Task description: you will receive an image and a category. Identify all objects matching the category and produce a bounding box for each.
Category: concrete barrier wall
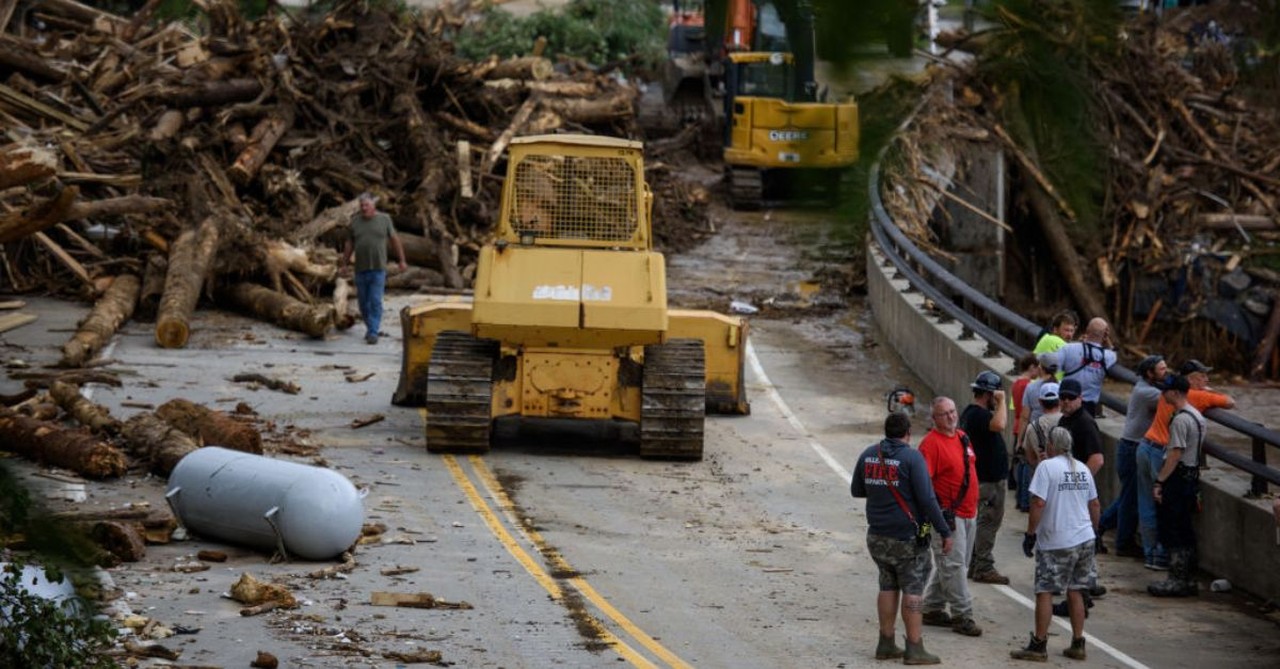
[867,241,1280,601]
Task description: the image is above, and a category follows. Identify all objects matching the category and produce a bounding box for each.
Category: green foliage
[0,560,117,669]
[455,0,665,70]
[974,0,1124,243]
[1,465,117,668]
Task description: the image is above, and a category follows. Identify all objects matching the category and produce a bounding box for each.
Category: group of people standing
[852,308,1219,664]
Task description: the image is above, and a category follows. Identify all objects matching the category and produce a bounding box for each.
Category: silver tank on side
[165,447,365,560]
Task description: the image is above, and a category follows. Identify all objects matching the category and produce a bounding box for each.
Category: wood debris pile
[0,0,709,353]
[883,3,1280,378]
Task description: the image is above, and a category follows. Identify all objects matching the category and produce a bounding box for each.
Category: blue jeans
[1136,439,1169,563]
[1015,460,1032,511]
[355,269,387,337]
[1099,438,1139,549]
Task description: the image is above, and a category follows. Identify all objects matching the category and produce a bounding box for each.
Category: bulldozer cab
[394,134,750,459]
[503,135,652,250]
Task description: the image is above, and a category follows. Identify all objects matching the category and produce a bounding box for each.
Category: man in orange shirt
[918,397,983,637]
[1134,360,1233,570]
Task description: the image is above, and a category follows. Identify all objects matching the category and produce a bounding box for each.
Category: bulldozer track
[640,339,707,460]
[425,331,498,454]
[728,166,763,210]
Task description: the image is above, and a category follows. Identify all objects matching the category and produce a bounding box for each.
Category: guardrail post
[1253,435,1269,497]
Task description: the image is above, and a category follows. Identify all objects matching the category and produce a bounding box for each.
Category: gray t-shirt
[1168,405,1206,468]
[1021,412,1062,459]
[1121,378,1162,441]
[349,211,397,272]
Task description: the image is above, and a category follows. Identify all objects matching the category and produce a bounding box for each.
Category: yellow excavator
[393,134,750,459]
[648,0,859,208]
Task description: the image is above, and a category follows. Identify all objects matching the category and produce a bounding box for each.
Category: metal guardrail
[867,162,1280,495]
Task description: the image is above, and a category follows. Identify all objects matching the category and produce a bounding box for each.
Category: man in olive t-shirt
[341,193,406,344]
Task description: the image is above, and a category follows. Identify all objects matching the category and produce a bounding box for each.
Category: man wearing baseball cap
[1054,377,1108,606]
[1135,361,1234,570]
[1149,374,1207,597]
[1098,354,1167,559]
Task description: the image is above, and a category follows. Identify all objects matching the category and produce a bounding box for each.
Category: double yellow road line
[442,454,694,669]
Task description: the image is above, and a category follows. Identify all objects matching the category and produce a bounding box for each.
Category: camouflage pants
[1033,540,1096,594]
[867,533,933,596]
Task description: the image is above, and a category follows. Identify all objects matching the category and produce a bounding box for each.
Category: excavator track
[425,331,498,454]
[640,339,706,460]
[728,166,764,210]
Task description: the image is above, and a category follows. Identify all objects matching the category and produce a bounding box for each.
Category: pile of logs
[0,0,705,356]
[883,3,1280,378]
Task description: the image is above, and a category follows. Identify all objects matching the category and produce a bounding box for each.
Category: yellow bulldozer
[392,134,750,459]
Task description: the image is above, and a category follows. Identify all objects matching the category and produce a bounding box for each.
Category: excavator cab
[722,51,858,208]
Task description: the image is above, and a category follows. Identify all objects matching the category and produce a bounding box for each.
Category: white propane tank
[165,447,365,560]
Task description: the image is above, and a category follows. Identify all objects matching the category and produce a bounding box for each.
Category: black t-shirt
[1058,409,1103,464]
[959,403,1008,483]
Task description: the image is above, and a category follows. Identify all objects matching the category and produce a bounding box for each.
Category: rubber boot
[875,634,904,660]
[1009,633,1048,662]
[903,638,940,665]
[1063,636,1086,660]
[1148,547,1197,597]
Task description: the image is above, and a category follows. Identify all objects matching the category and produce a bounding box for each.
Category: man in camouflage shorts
[1012,426,1100,662]
[853,412,954,664]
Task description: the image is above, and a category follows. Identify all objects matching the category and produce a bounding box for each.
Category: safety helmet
[971,370,1002,393]
[1136,354,1164,377]
[886,386,915,416]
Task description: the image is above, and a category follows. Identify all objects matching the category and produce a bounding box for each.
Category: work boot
[1064,637,1087,660]
[920,610,952,627]
[1010,633,1048,662]
[1149,548,1198,597]
[902,638,940,665]
[972,570,1010,585]
[875,634,903,660]
[951,617,983,637]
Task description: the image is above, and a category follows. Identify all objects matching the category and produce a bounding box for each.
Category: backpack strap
[877,443,919,529]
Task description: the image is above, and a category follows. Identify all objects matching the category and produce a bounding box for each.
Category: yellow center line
[469,455,695,669]
[441,454,660,669]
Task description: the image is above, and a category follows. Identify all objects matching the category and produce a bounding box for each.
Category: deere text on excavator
[393,134,750,460]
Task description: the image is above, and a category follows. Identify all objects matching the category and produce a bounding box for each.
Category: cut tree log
[156,78,264,108]
[217,281,333,338]
[332,276,355,330]
[291,199,359,244]
[155,397,262,454]
[0,142,58,190]
[0,184,78,244]
[62,195,172,222]
[60,273,141,367]
[156,217,220,348]
[49,381,122,436]
[0,409,127,478]
[121,412,200,476]
[228,107,295,186]
[538,91,635,124]
[90,520,146,562]
[149,109,185,141]
[484,56,553,81]
[481,96,539,175]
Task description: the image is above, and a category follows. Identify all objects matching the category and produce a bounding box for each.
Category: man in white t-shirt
[1011,426,1100,662]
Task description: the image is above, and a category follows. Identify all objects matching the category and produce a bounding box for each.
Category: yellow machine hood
[471,245,668,347]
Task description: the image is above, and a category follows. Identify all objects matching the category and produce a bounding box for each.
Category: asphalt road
[4,200,1280,667]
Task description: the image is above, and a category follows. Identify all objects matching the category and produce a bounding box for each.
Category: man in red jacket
[919,396,983,637]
